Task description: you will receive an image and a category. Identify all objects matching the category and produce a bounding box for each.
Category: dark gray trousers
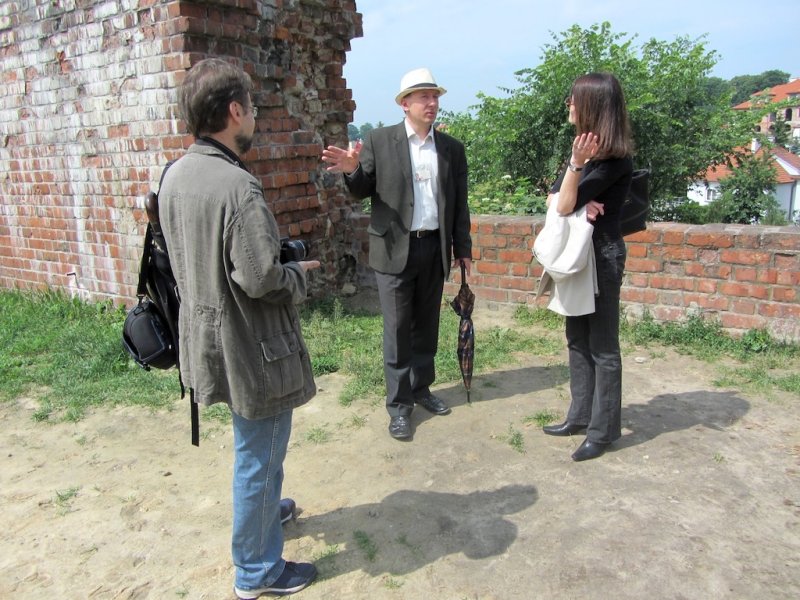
[375,234,444,417]
[565,237,626,444]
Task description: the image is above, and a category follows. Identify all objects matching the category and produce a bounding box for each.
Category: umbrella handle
[460,261,467,285]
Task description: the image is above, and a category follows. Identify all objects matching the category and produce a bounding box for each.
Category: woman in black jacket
[543,72,634,461]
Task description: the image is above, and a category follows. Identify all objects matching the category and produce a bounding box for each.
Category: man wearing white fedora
[323,67,472,440]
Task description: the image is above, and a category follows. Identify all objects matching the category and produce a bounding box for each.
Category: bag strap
[190,388,199,447]
[136,225,154,298]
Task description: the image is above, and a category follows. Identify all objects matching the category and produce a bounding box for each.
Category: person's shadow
[615,390,751,449]
[285,484,537,578]
[429,364,570,411]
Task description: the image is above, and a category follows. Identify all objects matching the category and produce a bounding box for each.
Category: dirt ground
[1,299,799,600]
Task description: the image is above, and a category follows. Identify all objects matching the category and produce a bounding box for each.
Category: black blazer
[345,122,472,276]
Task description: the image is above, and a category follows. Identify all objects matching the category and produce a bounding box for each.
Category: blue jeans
[565,237,626,444]
[231,409,293,591]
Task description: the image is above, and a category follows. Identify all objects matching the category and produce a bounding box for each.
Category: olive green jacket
[159,143,315,419]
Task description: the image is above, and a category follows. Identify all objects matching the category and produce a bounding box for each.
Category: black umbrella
[450,262,475,403]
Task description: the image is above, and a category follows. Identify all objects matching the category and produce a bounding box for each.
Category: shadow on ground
[616,390,751,449]
[286,484,537,578]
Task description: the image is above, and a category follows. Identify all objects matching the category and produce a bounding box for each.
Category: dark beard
[235,132,253,155]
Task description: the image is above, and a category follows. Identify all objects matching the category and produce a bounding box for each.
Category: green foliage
[673,199,710,224]
[347,123,359,141]
[512,305,564,330]
[0,290,177,421]
[621,312,799,364]
[729,70,790,105]
[523,409,561,427]
[710,152,780,224]
[468,175,547,215]
[353,530,378,561]
[359,122,375,139]
[445,22,756,218]
[505,424,525,454]
[302,296,559,407]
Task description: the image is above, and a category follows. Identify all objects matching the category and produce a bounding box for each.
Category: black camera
[280,237,310,264]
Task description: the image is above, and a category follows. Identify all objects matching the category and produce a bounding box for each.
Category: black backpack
[620,169,651,236]
[122,161,200,445]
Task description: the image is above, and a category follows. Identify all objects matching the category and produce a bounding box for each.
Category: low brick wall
[350,214,800,342]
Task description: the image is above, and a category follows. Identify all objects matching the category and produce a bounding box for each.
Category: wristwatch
[568,162,584,172]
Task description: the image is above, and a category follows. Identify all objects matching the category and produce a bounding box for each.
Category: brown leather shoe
[415,394,451,415]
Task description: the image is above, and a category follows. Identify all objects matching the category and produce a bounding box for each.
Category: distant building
[734,78,800,141]
[687,78,800,222]
[688,141,800,222]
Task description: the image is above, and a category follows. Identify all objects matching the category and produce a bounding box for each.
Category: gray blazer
[345,122,472,276]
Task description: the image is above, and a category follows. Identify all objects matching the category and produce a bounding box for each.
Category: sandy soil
[1,305,799,599]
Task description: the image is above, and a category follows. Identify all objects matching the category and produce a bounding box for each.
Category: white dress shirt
[405,119,439,231]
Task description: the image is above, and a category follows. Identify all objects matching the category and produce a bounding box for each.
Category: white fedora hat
[395,67,447,105]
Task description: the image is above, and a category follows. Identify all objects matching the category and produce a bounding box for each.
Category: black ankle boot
[542,421,588,436]
[571,439,609,462]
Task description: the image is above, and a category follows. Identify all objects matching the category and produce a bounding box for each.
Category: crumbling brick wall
[0,0,362,303]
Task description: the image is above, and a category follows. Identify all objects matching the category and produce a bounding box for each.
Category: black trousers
[565,236,626,444]
[375,234,444,417]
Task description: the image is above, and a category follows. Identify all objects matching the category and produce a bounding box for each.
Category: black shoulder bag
[620,169,651,236]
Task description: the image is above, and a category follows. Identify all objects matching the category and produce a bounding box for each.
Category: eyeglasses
[564,97,573,107]
[251,106,259,117]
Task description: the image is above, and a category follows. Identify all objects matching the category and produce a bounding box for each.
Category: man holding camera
[323,68,472,440]
[159,58,320,598]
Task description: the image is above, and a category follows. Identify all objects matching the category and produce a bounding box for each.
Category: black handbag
[122,224,178,371]
[620,169,650,236]
[122,295,176,370]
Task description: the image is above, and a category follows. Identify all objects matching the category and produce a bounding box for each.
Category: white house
[688,141,800,223]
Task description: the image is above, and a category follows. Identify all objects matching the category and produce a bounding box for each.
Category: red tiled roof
[734,79,800,110]
[700,145,800,184]
[773,145,800,170]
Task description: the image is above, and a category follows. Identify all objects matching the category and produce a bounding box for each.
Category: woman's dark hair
[571,72,634,159]
[179,58,253,137]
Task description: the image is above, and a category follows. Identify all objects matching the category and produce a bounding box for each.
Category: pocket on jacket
[188,304,223,396]
[367,223,387,237]
[259,331,304,399]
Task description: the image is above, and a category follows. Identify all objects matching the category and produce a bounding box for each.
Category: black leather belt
[410,229,439,238]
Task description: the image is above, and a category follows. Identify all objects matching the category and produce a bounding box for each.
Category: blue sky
[344,0,797,126]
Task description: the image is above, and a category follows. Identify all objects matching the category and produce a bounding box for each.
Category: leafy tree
[445,22,755,217]
[359,122,375,139]
[729,70,790,105]
[703,76,732,103]
[706,152,780,224]
[347,123,360,141]
[768,115,793,148]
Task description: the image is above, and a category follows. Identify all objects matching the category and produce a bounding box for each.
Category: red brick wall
[441,217,800,342]
[0,0,362,302]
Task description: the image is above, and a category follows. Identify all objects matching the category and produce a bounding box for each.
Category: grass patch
[0,290,178,422]
[305,426,331,444]
[346,414,367,429]
[202,403,231,423]
[311,543,340,579]
[302,296,559,407]
[3,290,797,425]
[383,576,404,589]
[505,424,526,454]
[54,486,80,514]
[621,311,800,395]
[513,305,564,330]
[353,530,378,562]
[524,409,561,428]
